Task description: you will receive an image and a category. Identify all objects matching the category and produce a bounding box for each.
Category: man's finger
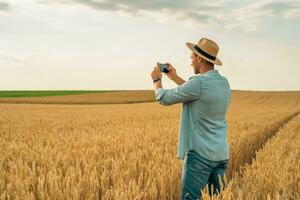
[166,63,172,68]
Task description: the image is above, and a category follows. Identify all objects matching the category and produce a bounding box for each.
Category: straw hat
[186,37,222,66]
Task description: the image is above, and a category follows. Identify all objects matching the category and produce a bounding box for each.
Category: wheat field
[201,108,300,200]
[0,91,300,199]
[0,90,155,105]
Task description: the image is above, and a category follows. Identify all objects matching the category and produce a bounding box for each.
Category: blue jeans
[179,150,228,200]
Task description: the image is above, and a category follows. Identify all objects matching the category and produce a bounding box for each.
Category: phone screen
[159,64,169,73]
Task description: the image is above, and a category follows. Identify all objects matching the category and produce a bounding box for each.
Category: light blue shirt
[155,69,231,161]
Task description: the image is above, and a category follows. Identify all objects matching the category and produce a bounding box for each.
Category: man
[150,37,231,200]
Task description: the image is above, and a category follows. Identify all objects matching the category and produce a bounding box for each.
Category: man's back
[155,69,231,161]
[180,69,231,161]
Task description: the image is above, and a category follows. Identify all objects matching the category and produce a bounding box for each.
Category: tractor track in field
[250,110,300,163]
[232,110,300,179]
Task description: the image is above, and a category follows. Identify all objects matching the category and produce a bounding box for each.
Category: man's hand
[165,63,186,86]
[151,64,162,81]
[165,63,178,81]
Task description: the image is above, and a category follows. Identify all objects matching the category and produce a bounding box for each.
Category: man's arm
[165,63,186,85]
[154,76,201,106]
[154,79,162,90]
[171,75,186,86]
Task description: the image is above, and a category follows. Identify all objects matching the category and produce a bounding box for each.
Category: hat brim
[186,42,222,66]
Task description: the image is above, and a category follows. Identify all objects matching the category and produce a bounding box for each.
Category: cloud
[227,0,300,31]
[40,0,227,28]
[283,8,300,19]
[38,0,300,31]
[0,53,28,65]
[0,1,10,11]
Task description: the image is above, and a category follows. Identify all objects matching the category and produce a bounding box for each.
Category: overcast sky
[1,0,300,91]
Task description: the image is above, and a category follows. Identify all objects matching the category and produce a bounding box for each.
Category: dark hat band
[194,45,216,61]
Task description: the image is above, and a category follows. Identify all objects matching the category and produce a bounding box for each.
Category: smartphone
[158,62,169,73]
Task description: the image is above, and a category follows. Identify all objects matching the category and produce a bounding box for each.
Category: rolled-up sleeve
[154,76,201,106]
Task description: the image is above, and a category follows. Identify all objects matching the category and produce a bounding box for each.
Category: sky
[0,0,300,91]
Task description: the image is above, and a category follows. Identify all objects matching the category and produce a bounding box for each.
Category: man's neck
[201,66,214,74]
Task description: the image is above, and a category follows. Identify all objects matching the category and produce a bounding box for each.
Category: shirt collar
[201,69,219,77]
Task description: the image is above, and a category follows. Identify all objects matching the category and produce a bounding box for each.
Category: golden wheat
[0,91,299,199]
[201,112,300,200]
